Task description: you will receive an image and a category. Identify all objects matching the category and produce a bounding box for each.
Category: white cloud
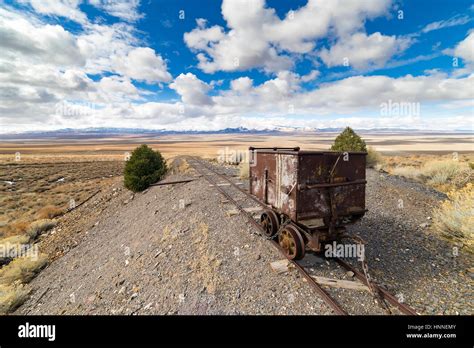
[169,73,212,105]
[96,76,140,102]
[184,0,394,73]
[1,1,473,134]
[88,0,143,22]
[422,15,471,33]
[112,47,172,84]
[301,70,320,82]
[76,24,172,83]
[453,30,474,63]
[0,8,85,67]
[77,22,139,75]
[0,5,172,131]
[18,0,87,24]
[19,0,144,23]
[319,32,411,70]
[230,77,253,92]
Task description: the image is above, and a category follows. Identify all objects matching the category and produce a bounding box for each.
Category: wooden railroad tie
[209,182,243,187]
[226,206,262,216]
[269,259,369,291]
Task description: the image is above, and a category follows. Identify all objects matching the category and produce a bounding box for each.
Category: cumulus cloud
[319,32,411,70]
[0,5,171,131]
[0,8,85,67]
[96,76,140,102]
[112,47,172,84]
[184,0,395,73]
[453,30,474,63]
[169,73,212,105]
[1,0,473,134]
[230,77,253,92]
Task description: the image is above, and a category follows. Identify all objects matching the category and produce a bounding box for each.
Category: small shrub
[433,183,473,254]
[36,205,64,219]
[421,160,471,187]
[0,254,48,285]
[391,166,422,180]
[366,147,384,168]
[26,219,56,240]
[124,145,167,192]
[389,159,472,190]
[0,283,31,314]
[0,234,31,264]
[331,127,367,152]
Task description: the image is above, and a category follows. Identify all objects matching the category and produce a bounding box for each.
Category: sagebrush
[433,183,473,254]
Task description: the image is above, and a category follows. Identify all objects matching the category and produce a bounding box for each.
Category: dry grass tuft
[0,254,48,285]
[36,205,64,219]
[190,223,220,294]
[0,283,31,314]
[0,234,31,264]
[433,183,474,254]
[391,166,422,180]
[168,158,191,175]
[421,160,472,187]
[4,221,30,237]
[366,147,384,169]
[26,219,57,240]
[0,234,30,246]
[390,159,472,191]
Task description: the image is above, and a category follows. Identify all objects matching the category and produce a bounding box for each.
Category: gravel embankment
[15,159,473,315]
[17,163,333,315]
[348,170,472,315]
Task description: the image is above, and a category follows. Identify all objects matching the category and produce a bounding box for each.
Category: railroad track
[187,156,417,316]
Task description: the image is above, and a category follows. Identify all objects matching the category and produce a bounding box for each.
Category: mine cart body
[249,147,366,243]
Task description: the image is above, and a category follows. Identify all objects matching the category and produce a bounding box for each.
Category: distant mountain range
[0,126,472,140]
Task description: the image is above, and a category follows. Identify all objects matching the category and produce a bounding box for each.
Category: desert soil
[14,158,473,315]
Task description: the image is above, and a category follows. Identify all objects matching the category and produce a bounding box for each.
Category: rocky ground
[14,158,473,315]
[350,170,472,315]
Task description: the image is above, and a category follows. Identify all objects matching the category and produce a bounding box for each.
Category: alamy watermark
[380,99,420,117]
[0,242,39,261]
[217,146,257,166]
[55,101,97,117]
[324,241,365,261]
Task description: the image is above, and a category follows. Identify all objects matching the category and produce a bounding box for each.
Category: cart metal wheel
[278,224,305,260]
[260,210,280,238]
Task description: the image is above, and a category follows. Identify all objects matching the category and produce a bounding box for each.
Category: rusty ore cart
[249,147,367,260]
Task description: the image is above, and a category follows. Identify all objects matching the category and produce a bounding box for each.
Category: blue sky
[0,0,473,132]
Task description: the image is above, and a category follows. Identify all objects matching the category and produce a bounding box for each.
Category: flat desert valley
[0,132,472,163]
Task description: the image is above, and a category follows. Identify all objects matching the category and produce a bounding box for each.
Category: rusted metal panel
[297,152,366,221]
[249,148,366,227]
[250,152,277,205]
[275,153,298,221]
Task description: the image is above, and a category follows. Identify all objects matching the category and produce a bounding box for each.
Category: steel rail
[335,258,418,315]
[190,157,419,316]
[188,157,347,315]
